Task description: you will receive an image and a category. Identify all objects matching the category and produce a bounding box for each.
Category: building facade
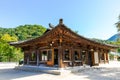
[10,19,117,68]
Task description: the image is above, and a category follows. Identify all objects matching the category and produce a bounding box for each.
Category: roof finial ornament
[59,18,63,25]
[49,23,54,29]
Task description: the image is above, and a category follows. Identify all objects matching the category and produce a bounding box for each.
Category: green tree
[14,24,46,40]
[0,24,46,41]
[0,40,6,61]
[115,15,120,32]
[13,48,23,62]
[0,40,23,62]
[0,24,46,62]
[0,35,23,62]
[1,34,17,42]
[4,46,14,62]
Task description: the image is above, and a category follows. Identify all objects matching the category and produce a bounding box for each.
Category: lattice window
[74,51,79,60]
[63,49,70,60]
[42,51,47,61]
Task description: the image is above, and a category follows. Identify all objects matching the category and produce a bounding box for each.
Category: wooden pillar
[36,50,39,66]
[97,48,100,63]
[27,55,29,65]
[105,50,109,63]
[106,51,109,63]
[27,50,32,65]
[104,53,106,63]
[91,51,94,66]
[25,50,30,65]
[58,46,63,68]
[103,50,106,64]
[23,51,26,65]
[52,48,54,66]
[80,49,83,66]
[106,53,108,61]
[71,47,73,67]
[98,49,101,63]
[86,50,89,65]
[99,49,104,63]
[23,51,28,65]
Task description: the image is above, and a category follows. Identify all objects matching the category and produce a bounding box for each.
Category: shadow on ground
[0,62,59,80]
[0,67,48,80]
[72,68,120,80]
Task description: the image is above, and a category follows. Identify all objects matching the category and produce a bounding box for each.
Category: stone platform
[14,65,71,75]
[15,64,113,75]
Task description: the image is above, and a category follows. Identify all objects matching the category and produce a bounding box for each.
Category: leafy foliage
[0,24,46,62]
[109,53,115,60]
[115,15,120,32]
[0,34,23,62]
[0,24,46,40]
[1,34,18,42]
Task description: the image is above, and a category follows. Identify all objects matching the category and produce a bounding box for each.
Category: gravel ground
[0,61,120,80]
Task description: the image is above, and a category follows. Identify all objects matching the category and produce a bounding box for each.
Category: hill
[0,24,46,41]
[108,33,120,41]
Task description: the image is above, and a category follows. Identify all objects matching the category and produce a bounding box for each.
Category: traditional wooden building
[10,19,117,68]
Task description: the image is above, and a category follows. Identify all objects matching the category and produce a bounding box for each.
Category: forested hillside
[108,33,120,42]
[0,24,46,41]
[0,24,46,62]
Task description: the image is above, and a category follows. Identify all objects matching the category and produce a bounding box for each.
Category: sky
[0,0,120,40]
